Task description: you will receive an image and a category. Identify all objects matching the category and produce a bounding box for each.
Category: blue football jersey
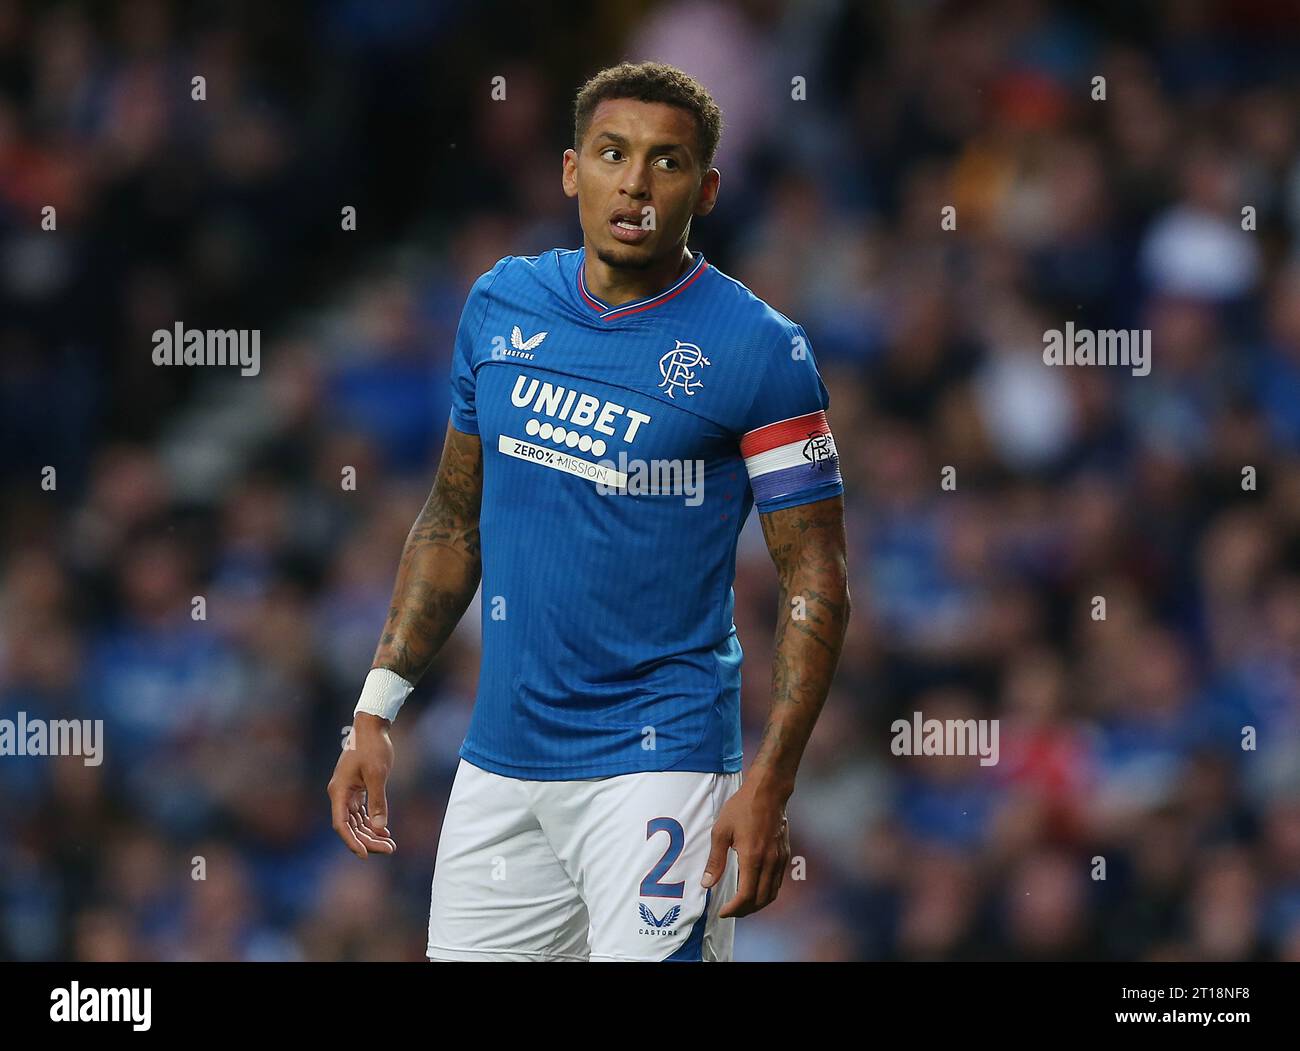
[448,247,842,779]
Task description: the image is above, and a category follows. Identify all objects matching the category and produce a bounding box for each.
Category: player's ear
[562,148,579,198]
[693,167,720,217]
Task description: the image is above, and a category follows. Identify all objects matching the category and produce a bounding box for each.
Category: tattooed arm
[329,421,482,859]
[703,494,850,914]
[750,493,851,797]
[371,421,484,682]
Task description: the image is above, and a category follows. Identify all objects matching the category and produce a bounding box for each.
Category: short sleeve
[449,260,508,435]
[739,322,844,513]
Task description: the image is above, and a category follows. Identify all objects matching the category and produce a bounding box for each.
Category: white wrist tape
[353,667,414,723]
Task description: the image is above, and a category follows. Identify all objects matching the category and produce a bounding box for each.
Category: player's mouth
[608,208,652,245]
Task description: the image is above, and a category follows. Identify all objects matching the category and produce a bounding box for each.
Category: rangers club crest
[658,340,710,398]
[802,431,836,470]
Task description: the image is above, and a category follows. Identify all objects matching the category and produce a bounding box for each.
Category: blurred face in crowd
[563,98,719,271]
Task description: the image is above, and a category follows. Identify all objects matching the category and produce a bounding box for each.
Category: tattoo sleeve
[371,422,483,683]
[752,494,851,796]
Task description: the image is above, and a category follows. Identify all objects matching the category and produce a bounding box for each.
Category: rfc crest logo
[658,340,710,398]
[802,431,836,470]
[638,903,681,936]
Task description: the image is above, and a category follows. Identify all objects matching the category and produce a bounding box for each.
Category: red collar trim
[577,250,708,321]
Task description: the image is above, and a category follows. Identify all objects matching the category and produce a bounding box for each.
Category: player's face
[563,98,719,270]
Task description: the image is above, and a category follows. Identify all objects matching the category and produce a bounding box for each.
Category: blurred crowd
[2,0,1300,961]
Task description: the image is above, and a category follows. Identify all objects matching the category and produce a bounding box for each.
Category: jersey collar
[577,248,709,321]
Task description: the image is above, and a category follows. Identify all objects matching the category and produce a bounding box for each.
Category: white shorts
[427,758,742,962]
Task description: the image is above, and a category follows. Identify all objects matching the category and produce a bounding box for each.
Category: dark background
[2,0,1299,961]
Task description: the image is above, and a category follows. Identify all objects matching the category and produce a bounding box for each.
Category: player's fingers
[701,821,732,889]
[753,848,779,910]
[766,819,790,905]
[757,828,790,909]
[328,782,368,858]
[762,837,791,909]
[772,844,789,901]
[357,803,397,853]
[350,810,396,854]
[361,806,396,844]
[718,846,758,918]
[363,766,391,836]
[774,827,785,900]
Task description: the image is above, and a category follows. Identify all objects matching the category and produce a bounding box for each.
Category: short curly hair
[573,61,723,170]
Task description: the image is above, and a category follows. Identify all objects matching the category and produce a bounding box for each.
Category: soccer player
[327,61,850,962]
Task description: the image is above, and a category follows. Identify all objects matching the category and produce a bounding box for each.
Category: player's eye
[600,147,622,162]
[653,156,679,171]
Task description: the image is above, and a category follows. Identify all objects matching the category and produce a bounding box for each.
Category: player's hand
[327,713,398,858]
[702,778,791,918]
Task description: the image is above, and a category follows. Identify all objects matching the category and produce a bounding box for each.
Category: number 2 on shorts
[640,817,685,899]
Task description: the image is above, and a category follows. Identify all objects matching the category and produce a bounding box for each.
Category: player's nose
[619,159,651,199]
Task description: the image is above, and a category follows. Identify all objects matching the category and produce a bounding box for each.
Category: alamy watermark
[1043,323,1150,376]
[890,711,999,766]
[152,323,261,376]
[50,983,150,1031]
[594,453,705,505]
[0,712,103,766]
